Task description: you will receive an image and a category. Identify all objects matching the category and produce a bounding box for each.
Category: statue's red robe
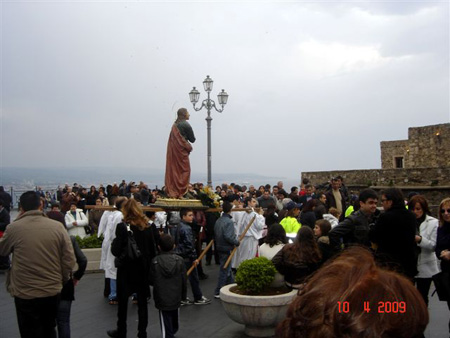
[164,124,193,198]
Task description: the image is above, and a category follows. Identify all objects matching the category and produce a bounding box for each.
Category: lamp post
[189,75,229,187]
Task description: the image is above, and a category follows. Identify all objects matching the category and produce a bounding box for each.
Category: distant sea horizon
[0,166,301,192]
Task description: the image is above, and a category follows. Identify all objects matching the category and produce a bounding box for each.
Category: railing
[7,187,58,210]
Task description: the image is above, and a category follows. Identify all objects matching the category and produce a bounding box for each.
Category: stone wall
[303,168,450,188]
[380,140,409,169]
[381,123,450,169]
[407,123,450,168]
[301,167,450,206]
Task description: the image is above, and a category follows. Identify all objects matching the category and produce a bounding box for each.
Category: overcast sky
[2,0,449,184]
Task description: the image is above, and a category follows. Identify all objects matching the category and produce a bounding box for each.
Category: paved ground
[1,261,449,338]
[0,262,247,338]
[0,205,448,338]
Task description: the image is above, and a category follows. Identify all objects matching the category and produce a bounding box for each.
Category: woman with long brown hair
[107,199,158,338]
[272,226,321,288]
[277,246,428,338]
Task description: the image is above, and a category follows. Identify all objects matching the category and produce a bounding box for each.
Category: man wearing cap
[0,191,75,338]
[275,189,288,211]
[280,201,302,235]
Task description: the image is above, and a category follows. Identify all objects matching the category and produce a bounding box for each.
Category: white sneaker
[181,298,193,306]
[194,296,211,305]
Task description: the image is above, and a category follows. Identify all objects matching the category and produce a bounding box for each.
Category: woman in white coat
[408,195,440,305]
[99,196,127,304]
[65,203,89,239]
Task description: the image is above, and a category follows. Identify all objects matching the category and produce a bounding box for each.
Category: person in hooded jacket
[151,234,187,338]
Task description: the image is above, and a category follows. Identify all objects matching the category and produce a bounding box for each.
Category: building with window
[380,123,449,169]
[301,123,450,206]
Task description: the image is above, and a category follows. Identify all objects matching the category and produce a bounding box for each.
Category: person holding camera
[61,187,78,213]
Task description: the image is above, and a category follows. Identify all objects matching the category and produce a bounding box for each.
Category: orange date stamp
[337,301,406,314]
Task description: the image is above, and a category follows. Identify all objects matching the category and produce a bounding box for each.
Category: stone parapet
[302,167,450,206]
[303,167,450,187]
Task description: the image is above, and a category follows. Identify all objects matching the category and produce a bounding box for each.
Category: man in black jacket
[329,189,379,251]
[299,184,316,206]
[213,202,239,298]
[175,209,211,305]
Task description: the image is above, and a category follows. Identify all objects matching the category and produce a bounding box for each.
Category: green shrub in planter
[235,257,276,295]
[75,235,104,249]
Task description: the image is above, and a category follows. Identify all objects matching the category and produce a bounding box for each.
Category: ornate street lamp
[189,75,229,187]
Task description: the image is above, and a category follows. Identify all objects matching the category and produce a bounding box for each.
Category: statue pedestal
[151,198,208,211]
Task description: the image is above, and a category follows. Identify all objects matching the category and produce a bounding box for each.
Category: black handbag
[126,225,142,261]
[114,223,142,268]
[432,271,450,301]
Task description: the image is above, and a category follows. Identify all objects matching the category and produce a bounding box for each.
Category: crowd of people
[0,178,450,337]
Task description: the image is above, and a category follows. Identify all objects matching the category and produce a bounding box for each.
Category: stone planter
[220,284,297,337]
[81,248,102,272]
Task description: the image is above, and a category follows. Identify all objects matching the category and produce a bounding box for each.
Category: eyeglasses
[441,209,450,214]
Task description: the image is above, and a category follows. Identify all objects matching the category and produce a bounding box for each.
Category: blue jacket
[214,214,239,252]
[175,221,197,261]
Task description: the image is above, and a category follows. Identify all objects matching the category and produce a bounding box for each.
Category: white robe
[98,210,112,270]
[101,210,123,279]
[231,209,265,269]
[98,210,112,238]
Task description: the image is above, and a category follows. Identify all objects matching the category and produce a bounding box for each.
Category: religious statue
[164,108,196,198]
